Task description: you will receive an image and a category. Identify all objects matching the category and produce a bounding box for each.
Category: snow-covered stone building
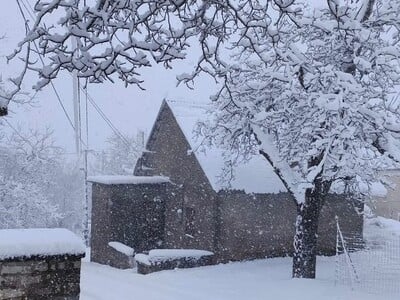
[90,100,363,268]
[370,169,400,221]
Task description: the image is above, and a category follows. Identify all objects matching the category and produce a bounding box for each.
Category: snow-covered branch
[252,126,308,203]
[199,0,400,205]
[6,0,298,99]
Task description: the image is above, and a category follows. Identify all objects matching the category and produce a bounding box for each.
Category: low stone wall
[136,254,214,275]
[0,254,84,299]
[103,245,135,269]
[0,228,85,300]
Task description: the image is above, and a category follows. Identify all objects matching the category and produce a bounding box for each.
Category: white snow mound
[108,241,135,256]
[0,228,86,260]
[135,249,214,265]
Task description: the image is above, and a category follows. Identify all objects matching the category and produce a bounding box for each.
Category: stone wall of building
[216,191,363,262]
[135,103,218,252]
[317,194,364,255]
[370,170,400,221]
[216,192,296,262]
[0,254,83,300]
[90,181,171,268]
[91,178,364,268]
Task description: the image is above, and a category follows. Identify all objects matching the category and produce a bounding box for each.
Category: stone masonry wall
[0,254,83,300]
[216,192,296,262]
[91,182,169,269]
[216,191,363,262]
[135,102,218,252]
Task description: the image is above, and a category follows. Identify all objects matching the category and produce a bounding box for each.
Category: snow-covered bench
[0,228,85,299]
[135,249,214,274]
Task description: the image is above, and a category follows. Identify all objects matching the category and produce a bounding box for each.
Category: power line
[83,90,132,148]
[21,0,133,150]
[19,0,35,20]
[49,81,77,134]
[17,0,87,149]
[17,0,74,131]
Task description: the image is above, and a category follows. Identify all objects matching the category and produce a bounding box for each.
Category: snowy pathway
[81,217,400,300]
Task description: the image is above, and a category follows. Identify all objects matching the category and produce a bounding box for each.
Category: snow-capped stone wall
[135,249,214,274]
[0,229,85,299]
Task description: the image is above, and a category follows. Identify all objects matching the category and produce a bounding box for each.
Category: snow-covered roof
[164,100,286,194]
[0,228,85,260]
[366,182,388,198]
[87,175,170,185]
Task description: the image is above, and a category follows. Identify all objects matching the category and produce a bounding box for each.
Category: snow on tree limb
[252,126,308,203]
[5,0,300,101]
[198,0,400,205]
[4,0,400,204]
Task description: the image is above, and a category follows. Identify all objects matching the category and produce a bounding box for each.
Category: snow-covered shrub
[0,127,84,231]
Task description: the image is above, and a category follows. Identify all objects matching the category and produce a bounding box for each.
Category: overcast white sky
[0,0,216,154]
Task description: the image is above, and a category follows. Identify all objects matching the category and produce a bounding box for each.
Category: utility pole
[72,36,89,246]
[83,149,90,246]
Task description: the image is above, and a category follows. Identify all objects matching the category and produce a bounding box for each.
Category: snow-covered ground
[80,217,400,300]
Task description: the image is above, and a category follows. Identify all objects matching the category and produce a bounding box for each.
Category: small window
[185,207,195,237]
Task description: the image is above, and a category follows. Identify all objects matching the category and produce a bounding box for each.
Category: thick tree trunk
[0,106,7,116]
[292,188,324,278]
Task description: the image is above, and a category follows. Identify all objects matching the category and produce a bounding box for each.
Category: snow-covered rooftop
[165,100,286,194]
[87,175,170,185]
[0,228,85,260]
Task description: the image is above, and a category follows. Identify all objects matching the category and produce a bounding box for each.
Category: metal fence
[335,218,400,296]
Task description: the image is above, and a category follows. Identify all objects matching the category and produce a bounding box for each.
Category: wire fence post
[336,217,360,290]
[335,216,339,287]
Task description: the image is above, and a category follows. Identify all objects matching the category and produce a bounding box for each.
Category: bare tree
[91,131,143,175]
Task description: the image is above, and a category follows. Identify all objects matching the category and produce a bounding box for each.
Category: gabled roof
[157,100,286,194]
